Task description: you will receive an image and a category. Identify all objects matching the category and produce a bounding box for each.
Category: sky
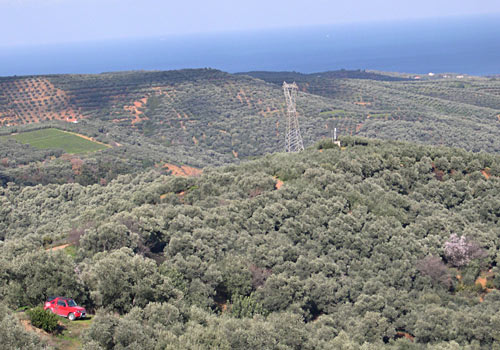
[1,0,500,47]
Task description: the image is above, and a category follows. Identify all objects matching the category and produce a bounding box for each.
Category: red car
[44,296,86,321]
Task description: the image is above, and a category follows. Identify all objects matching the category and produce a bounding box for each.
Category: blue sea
[0,15,499,77]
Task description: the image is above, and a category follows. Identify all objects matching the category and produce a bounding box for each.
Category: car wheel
[68,313,76,321]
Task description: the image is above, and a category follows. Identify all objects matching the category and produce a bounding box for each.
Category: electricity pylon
[282,82,304,152]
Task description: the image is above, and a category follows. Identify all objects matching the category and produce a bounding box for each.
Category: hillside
[241,70,500,152]
[0,69,338,186]
[0,69,359,157]
[2,137,500,349]
[1,69,499,179]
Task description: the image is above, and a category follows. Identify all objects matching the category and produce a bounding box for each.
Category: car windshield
[67,299,77,307]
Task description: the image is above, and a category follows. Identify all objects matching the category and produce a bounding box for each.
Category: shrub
[249,264,272,290]
[230,294,267,318]
[317,139,339,150]
[416,256,451,288]
[26,307,59,333]
[462,260,481,286]
[444,234,485,267]
[219,256,252,297]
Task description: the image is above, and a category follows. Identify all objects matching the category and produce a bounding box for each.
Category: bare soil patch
[354,101,371,106]
[275,178,284,190]
[164,163,202,177]
[47,243,71,251]
[395,331,415,342]
[481,169,491,180]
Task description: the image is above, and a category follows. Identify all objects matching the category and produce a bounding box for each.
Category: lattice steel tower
[283,82,304,152]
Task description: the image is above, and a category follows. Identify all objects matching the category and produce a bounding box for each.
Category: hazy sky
[1,0,499,46]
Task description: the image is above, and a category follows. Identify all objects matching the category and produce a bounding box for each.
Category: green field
[2,128,108,154]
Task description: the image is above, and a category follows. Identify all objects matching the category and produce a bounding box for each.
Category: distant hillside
[1,68,500,182]
[0,69,235,127]
[242,70,500,151]
[236,69,411,85]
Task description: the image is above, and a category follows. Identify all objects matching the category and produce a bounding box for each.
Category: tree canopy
[2,137,500,348]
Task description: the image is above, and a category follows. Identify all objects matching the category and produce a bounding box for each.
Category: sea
[0,15,499,77]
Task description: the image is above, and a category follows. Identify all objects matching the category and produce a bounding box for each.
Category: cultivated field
[1,128,109,154]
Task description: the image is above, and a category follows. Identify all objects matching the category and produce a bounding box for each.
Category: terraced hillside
[0,77,82,126]
[0,69,365,161]
[242,71,500,152]
[1,69,500,165]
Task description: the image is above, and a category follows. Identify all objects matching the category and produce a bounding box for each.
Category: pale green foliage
[230,294,267,318]
[3,249,86,308]
[79,222,139,256]
[82,248,180,313]
[3,137,500,348]
[219,255,252,297]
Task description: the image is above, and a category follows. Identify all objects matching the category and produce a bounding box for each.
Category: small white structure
[332,128,341,147]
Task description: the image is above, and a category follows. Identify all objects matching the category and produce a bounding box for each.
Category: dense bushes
[2,250,87,308]
[26,307,59,333]
[2,137,500,347]
[81,248,180,313]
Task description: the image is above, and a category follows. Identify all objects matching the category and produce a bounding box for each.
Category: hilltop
[2,137,500,349]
